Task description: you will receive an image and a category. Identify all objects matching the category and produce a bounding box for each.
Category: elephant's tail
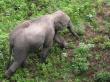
[6,43,13,69]
[9,44,13,60]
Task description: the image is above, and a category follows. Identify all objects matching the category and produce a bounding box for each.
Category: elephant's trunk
[67,21,80,39]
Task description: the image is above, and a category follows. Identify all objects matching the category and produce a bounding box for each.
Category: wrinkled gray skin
[5,10,79,79]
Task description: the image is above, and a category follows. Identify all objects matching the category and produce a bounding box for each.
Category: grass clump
[72,43,94,74]
[94,71,110,82]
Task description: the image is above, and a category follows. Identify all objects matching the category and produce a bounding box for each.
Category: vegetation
[0,0,110,82]
[94,71,110,82]
[72,43,94,74]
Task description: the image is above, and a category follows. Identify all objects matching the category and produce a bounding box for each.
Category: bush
[94,71,110,82]
[72,43,94,74]
[92,35,107,44]
[102,41,110,49]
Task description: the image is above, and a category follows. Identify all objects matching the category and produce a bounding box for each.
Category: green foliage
[62,0,97,34]
[92,35,107,44]
[74,77,82,82]
[105,21,110,33]
[68,42,76,49]
[0,29,8,56]
[94,71,110,82]
[72,43,94,74]
[102,41,110,49]
[0,29,9,80]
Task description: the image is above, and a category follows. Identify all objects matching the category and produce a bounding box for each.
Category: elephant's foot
[5,69,14,79]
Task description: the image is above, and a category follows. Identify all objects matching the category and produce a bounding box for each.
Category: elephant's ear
[53,11,68,31]
[54,16,64,31]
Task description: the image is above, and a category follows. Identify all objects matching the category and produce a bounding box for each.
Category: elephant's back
[24,24,46,48]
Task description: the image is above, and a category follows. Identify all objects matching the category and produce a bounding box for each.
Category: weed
[72,43,94,74]
[94,71,110,82]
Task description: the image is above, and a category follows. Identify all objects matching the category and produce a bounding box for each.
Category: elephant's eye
[59,22,64,26]
[67,20,71,27]
[60,22,65,26]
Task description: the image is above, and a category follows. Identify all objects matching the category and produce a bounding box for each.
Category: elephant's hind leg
[5,48,27,79]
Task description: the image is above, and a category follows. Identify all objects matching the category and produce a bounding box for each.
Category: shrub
[72,43,94,74]
[92,35,107,44]
[94,71,110,82]
[102,41,110,49]
[105,22,110,33]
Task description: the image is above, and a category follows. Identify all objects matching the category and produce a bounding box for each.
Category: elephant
[5,10,79,79]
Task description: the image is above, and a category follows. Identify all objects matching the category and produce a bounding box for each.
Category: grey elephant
[5,10,79,79]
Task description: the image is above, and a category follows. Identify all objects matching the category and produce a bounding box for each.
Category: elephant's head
[52,10,79,39]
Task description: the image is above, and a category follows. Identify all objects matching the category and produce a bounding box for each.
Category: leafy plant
[94,71,110,82]
[102,41,110,49]
[92,35,107,44]
[72,43,94,74]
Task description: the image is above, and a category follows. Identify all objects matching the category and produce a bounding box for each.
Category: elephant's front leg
[39,48,49,63]
[39,38,53,63]
[54,34,68,49]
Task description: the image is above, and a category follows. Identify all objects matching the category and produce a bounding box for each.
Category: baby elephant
[5,10,79,79]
